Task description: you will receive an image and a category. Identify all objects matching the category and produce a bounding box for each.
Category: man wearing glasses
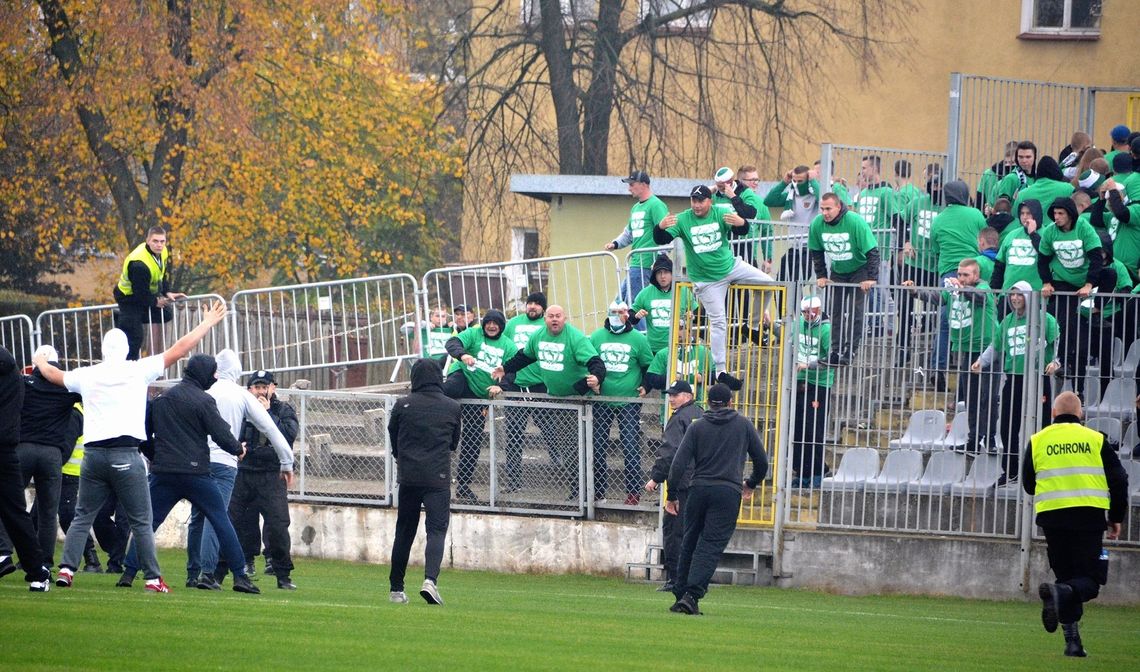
[712,165,772,273]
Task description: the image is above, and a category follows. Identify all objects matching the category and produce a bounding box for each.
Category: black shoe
[657,580,675,593]
[116,572,135,588]
[0,556,15,579]
[716,371,743,391]
[1039,582,1061,633]
[264,558,276,576]
[232,574,261,594]
[277,576,297,590]
[82,548,102,573]
[1063,624,1087,657]
[671,592,701,615]
[243,562,257,579]
[185,577,198,589]
[105,561,124,575]
[826,351,850,367]
[196,573,223,590]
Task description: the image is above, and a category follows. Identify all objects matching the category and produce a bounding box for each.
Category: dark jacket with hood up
[1037,196,1105,286]
[0,347,22,448]
[148,354,243,474]
[388,358,462,488]
[628,255,672,329]
[991,199,1045,291]
[666,405,768,500]
[20,365,82,456]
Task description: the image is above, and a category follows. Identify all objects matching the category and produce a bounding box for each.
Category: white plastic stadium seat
[1122,422,1138,459]
[820,448,880,492]
[933,413,970,451]
[1084,378,1137,424]
[864,449,925,493]
[1084,417,1122,446]
[906,451,967,495]
[1115,339,1140,378]
[950,453,1004,496]
[1125,460,1140,505]
[887,410,947,452]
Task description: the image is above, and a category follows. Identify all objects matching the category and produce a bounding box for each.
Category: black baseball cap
[453,304,471,313]
[248,370,276,386]
[621,170,650,184]
[690,185,713,200]
[707,383,732,406]
[665,380,693,395]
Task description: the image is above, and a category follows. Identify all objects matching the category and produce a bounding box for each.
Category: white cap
[714,166,734,183]
[33,344,59,362]
[800,296,822,311]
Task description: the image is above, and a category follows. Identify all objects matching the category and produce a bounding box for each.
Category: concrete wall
[154,500,1139,604]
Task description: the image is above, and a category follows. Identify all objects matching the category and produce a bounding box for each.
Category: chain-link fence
[0,314,35,369]
[35,294,229,378]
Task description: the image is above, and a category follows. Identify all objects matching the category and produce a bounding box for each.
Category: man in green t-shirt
[978,141,1018,214]
[1103,125,1131,168]
[442,310,518,502]
[605,171,670,313]
[652,185,776,390]
[942,259,998,453]
[501,292,554,491]
[896,165,944,367]
[791,296,833,487]
[856,155,902,342]
[807,192,880,365]
[1037,197,1114,378]
[972,281,1061,484]
[589,302,654,504]
[995,141,1038,203]
[992,199,1046,297]
[495,305,607,501]
[630,255,695,354]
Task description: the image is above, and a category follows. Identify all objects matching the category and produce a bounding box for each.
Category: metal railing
[0,314,35,369]
[34,294,228,377]
[229,273,420,384]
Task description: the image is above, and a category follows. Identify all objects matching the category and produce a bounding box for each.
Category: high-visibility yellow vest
[116,242,168,296]
[62,402,83,477]
[1030,422,1109,514]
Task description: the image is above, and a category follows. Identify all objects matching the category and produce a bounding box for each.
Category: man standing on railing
[653,185,777,390]
[590,301,654,505]
[1023,391,1128,658]
[493,305,607,501]
[113,226,186,360]
[665,383,767,616]
[443,309,518,501]
[605,170,669,312]
[387,358,461,606]
[808,192,880,366]
[37,301,228,591]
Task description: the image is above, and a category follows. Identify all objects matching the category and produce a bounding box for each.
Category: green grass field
[2,549,1138,671]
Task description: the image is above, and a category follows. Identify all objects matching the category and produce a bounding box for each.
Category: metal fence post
[297,394,308,498]
[584,401,595,520]
[1016,292,1045,594]
[772,285,800,581]
[946,72,962,183]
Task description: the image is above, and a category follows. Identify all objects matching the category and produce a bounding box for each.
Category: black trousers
[897,265,939,365]
[229,470,293,576]
[674,484,741,600]
[776,245,813,316]
[389,484,450,592]
[661,490,687,582]
[792,382,830,483]
[1043,526,1103,624]
[444,371,485,489]
[998,374,1050,479]
[827,270,869,358]
[1048,275,1115,377]
[0,444,47,582]
[115,301,149,361]
[956,351,997,450]
[0,442,62,565]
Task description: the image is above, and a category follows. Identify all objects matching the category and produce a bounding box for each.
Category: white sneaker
[420,579,443,605]
[30,568,52,592]
[389,590,408,604]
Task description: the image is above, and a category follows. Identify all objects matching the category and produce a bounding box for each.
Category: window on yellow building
[639,0,712,32]
[1019,0,1101,39]
[520,0,597,27]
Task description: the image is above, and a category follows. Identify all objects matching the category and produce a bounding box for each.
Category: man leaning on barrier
[443,309,518,502]
[493,304,606,502]
[1024,391,1128,658]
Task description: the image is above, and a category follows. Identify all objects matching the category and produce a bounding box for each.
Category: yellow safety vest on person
[1030,422,1109,514]
[116,242,168,296]
[62,403,84,477]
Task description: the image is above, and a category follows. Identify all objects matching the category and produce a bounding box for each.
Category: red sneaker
[55,567,74,588]
[145,577,172,593]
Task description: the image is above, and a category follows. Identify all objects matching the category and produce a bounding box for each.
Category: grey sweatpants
[693,258,776,371]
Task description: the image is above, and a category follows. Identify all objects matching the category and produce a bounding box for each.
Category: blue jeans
[125,471,248,579]
[186,462,237,579]
[60,447,160,580]
[592,403,643,498]
[619,266,653,332]
[931,270,956,372]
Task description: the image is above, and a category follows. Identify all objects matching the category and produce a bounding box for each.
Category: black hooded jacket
[991,199,1045,291]
[0,347,22,448]
[238,395,299,472]
[666,406,769,500]
[650,399,703,489]
[1037,196,1104,285]
[20,365,82,456]
[387,358,461,488]
[1034,156,1066,184]
[445,309,508,360]
[147,354,243,474]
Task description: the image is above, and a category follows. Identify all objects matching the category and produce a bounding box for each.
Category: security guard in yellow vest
[1022,391,1128,658]
[112,226,185,360]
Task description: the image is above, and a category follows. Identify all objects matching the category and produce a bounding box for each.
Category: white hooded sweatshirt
[205,349,293,471]
[63,328,165,444]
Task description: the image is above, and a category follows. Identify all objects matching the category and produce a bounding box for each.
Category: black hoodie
[667,406,768,499]
[387,358,461,488]
[148,354,243,474]
[1034,156,1066,183]
[0,347,22,448]
[20,365,82,456]
[991,199,1044,291]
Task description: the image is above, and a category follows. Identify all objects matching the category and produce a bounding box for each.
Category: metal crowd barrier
[0,314,35,369]
[34,294,228,378]
[420,251,623,332]
[229,273,420,382]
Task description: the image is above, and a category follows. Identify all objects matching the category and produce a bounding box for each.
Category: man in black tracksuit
[666,383,767,615]
[0,345,81,568]
[233,372,299,589]
[387,358,461,605]
[120,354,259,594]
[645,380,703,592]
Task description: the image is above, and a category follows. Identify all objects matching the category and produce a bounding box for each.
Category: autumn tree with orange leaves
[0,0,463,297]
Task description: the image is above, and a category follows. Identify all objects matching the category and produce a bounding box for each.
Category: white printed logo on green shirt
[1006,324,1027,357]
[858,196,880,223]
[629,211,647,239]
[949,295,973,329]
[512,324,541,350]
[1052,239,1086,269]
[690,222,724,254]
[471,343,507,372]
[538,341,566,371]
[915,211,935,240]
[821,232,854,261]
[649,299,672,327]
[796,334,820,364]
[600,342,633,373]
[1008,239,1036,266]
